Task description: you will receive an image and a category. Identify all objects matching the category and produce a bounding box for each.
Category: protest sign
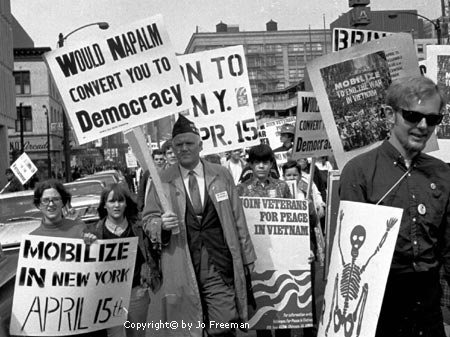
[318,201,402,337]
[10,236,138,335]
[292,92,332,160]
[308,33,424,169]
[241,197,313,330]
[332,28,391,52]
[259,117,296,148]
[44,15,190,144]
[423,46,450,162]
[125,151,138,168]
[259,117,296,173]
[177,46,259,155]
[324,170,340,280]
[10,152,38,185]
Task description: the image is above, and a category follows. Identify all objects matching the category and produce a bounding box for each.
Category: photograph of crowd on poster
[318,201,402,337]
[320,51,391,152]
[308,33,422,169]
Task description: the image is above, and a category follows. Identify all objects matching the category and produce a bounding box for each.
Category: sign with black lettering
[10,152,38,185]
[258,117,296,148]
[292,92,332,159]
[10,236,138,335]
[177,46,259,154]
[308,33,426,169]
[44,15,190,144]
[241,197,313,330]
[332,28,391,52]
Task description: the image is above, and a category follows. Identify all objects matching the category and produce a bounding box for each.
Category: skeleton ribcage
[340,263,361,301]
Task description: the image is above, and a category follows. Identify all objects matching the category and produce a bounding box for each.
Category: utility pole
[19,103,24,154]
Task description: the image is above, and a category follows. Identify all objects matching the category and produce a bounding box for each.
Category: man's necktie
[188,170,203,215]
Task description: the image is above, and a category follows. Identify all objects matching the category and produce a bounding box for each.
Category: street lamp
[388,12,441,45]
[57,22,109,182]
[43,105,51,179]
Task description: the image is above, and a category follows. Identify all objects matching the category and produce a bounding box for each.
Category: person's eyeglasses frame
[40,197,63,206]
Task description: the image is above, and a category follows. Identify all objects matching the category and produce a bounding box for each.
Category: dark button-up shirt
[237,176,292,198]
[340,140,450,279]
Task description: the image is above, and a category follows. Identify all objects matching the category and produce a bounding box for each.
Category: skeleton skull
[350,225,366,257]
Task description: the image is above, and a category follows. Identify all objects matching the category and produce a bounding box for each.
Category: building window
[417,44,424,53]
[288,43,305,52]
[247,45,263,53]
[15,106,33,132]
[14,71,31,95]
[307,42,323,52]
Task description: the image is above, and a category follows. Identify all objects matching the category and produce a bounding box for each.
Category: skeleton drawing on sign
[322,210,398,337]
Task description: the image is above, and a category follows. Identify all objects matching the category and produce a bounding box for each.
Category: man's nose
[417,117,428,129]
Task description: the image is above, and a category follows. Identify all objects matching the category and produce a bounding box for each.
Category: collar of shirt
[179,162,205,205]
[382,140,417,170]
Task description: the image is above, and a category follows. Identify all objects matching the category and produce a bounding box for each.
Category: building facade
[0,1,16,189]
[184,20,331,115]
[11,47,65,181]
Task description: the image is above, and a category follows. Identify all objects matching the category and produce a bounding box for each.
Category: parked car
[63,180,105,225]
[76,170,130,192]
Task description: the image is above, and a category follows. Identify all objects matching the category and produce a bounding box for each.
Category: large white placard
[178,46,259,155]
[44,15,191,144]
[308,33,426,169]
[318,201,402,337]
[292,92,332,159]
[10,236,138,335]
[241,197,313,330]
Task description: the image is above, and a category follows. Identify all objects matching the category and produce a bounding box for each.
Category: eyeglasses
[398,108,444,126]
[41,197,62,206]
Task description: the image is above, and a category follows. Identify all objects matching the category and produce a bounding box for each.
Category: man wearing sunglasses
[339,75,450,337]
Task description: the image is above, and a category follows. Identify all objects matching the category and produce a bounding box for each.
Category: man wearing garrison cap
[143,114,256,337]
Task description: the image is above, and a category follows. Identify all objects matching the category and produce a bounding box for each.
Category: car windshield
[77,175,117,187]
[64,182,104,197]
[0,193,40,223]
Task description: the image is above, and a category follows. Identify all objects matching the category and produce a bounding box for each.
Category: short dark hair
[282,160,302,175]
[97,183,138,222]
[33,179,71,208]
[152,149,163,158]
[247,144,275,164]
[5,168,13,175]
[161,140,173,155]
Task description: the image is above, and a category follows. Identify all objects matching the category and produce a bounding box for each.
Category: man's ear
[384,105,395,126]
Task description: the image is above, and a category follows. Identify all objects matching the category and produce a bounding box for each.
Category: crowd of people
[5,75,450,337]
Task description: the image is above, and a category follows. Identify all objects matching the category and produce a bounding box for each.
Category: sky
[11,0,443,54]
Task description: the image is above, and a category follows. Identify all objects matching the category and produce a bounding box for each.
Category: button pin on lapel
[417,204,426,215]
[430,183,436,190]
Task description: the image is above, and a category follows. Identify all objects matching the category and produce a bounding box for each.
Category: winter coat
[143,160,256,337]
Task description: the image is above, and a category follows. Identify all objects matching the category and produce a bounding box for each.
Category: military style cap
[172,114,200,138]
[280,123,295,135]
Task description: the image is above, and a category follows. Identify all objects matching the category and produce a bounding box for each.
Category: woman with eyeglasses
[31,179,85,238]
[83,183,154,337]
